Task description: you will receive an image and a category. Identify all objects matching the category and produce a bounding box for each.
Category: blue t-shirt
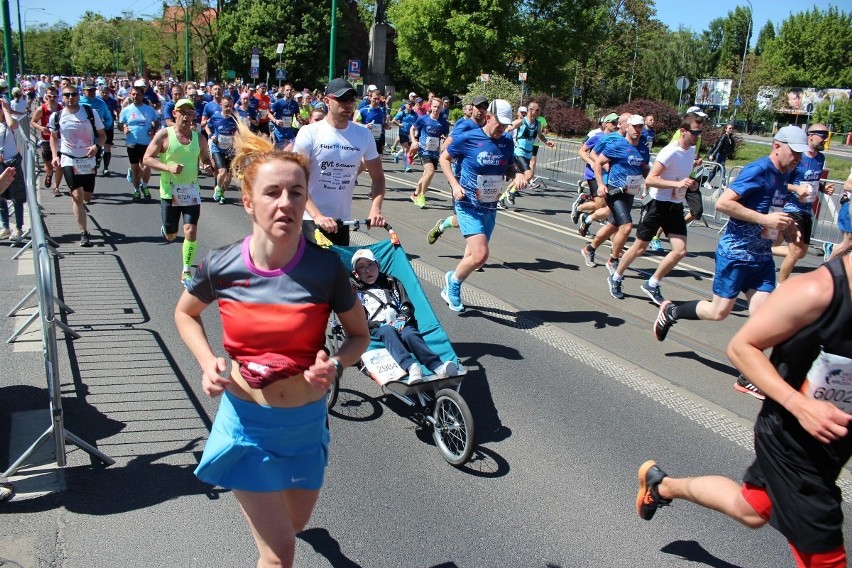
[143,88,160,108]
[413,114,449,159]
[207,112,239,155]
[446,128,514,211]
[102,96,119,122]
[119,103,159,146]
[80,94,114,129]
[450,118,482,177]
[642,127,655,149]
[271,98,300,141]
[162,100,176,123]
[583,132,606,180]
[601,137,649,189]
[718,156,788,261]
[358,105,387,141]
[235,106,255,127]
[395,109,418,133]
[783,152,825,216]
[202,100,222,122]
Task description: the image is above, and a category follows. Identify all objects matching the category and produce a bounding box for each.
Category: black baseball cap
[325,78,356,98]
[471,95,488,107]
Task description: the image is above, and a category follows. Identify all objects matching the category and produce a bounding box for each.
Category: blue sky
[15,0,846,39]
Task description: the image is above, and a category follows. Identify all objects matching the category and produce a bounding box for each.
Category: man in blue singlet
[356,88,388,156]
[409,97,449,208]
[270,83,300,150]
[206,96,240,204]
[118,84,160,201]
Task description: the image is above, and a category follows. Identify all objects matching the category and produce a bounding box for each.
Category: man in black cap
[292,78,386,246]
[426,95,489,244]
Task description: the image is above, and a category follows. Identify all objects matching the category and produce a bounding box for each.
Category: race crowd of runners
[3,71,852,568]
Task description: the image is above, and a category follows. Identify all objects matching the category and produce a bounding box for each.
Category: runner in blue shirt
[653,126,809,397]
[409,98,449,208]
[574,113,618,233]
[270,84,300,149]
[773,123,836,282]
[118,84,161,201]
[425,95,489,245]
[163,85,182,126]
[200,83,223,130]
[356,88,388,156]
[205,96,240,204]
[584,115,650,275]
[497,101,555,210]
[235,93,258,130]
[438,99,526,313]
[391,101,418,172]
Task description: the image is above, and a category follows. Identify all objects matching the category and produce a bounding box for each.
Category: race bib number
[370,123,383,140]
[673,185,687,200]
[423,136,440,152]
[217,134,234,149]
[626,174,644,196]
[801,349,852,414]
[361,348,406,385]
[258,109,268,120]
[171,183,201,207]
[477,174,502,203]
[802,181,819,203]
[762,206,783,240]
[72,156,96,175]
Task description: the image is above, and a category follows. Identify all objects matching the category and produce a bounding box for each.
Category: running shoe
[407,363,425,385]
[102,168,111,177]
[433,361,459,379]
[213,187,224,203]
[606,258,619,276]
[441,271,464,312]
[580,245,596,267]
[641,281,665,305]
[0,227,9,239]
[578,214,591,237]
[653,300,676,342]
[823,242,834,262]
[126,168,133,183]
[497,197,509,210]
[415,194,426,208]
[79,231,93,248]
[427,220,444,245]
[161,225,168,239]
[393,151,400,163]
[507,190,517,205]
[404,166,412,173]
[528,180,540,189]
[181,271,193,289]
[636,460,672,521]
[132,190,141,202]
[607,275,624,300]
[409,193,417,204]
[142,186,151,200]
[734,374,766,400]
[648,237,664,252]
[570,194,584,224]
[10,229,22,241]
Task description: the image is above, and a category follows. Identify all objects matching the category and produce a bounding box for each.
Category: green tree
[216,0,368,87]
[23,23,74,76]
[760,7,852,87]
[716,6,752,75]
[754,21,774,56]
[69,13,121,75]
[388,0,516,94]
[462,73,521,106]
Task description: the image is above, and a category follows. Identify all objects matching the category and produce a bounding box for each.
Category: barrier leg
[7,310,40,344]
[0,425,56,479]
[6,287,36,317]
[64,430,115,467]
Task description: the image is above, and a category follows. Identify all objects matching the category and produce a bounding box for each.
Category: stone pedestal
[367,23,389,92]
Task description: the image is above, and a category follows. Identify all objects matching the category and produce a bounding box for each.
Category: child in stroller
[351,249,460,384]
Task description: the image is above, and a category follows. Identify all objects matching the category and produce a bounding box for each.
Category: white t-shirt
[48,107,105,168]
[36,81,48,99]
[11,98,28,116]
[0,122,19,159]
[648,140,696,203]
[293,119,379,221]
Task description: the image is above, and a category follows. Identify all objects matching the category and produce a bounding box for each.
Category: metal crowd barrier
[2,127,113,485]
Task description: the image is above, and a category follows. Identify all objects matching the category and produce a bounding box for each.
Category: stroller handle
[336,219,400,245]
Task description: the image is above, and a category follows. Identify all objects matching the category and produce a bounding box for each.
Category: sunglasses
[809,131,828,138]
[331,94,356,103]
[474,103,488,110]
[687,129,703,136]
[62,92,79,98]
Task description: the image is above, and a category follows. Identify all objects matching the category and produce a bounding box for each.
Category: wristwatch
[332,358,344,380]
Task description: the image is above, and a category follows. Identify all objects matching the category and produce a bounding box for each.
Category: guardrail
[2,124,113,489]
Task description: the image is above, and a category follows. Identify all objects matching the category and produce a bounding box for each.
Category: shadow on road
[661,540,745,568]
[299,528,363,568]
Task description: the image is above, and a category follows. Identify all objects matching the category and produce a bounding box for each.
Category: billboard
[758,87,852,114]
[694,78,733,107]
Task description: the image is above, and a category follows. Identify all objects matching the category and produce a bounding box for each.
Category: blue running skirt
[195,391,329,492]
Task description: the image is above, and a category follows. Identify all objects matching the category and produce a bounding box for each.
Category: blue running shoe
[441,271,464,312]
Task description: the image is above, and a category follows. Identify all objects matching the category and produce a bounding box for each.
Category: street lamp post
[184,5,190,82]
[732,0,752,123]
[15,0,22,76]
[23,8,47,74]
[137,17,144,76]
[113,38,120,76]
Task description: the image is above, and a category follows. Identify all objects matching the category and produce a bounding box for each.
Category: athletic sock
[672,300,700,321]
[450,274,462,285]
[609,257,619,264]
[183,239,198,270]
[103,152,111,169]
[440,216,454,231]
[647,276,660,287]
[612,273,623,282]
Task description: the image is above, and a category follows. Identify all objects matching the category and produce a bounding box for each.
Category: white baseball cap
[686,106,708,118]
[366,84,378,92]
[488,99,514,125]
[133,79,147,87]
[351,249,377,270]
[518,106,528,113]
[774,126,809,153]
[408,91,416,98]
[627,114,645,126]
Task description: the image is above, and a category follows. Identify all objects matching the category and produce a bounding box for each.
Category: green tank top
[159,127,200,200]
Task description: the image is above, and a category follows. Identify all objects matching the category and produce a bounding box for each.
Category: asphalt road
[1,132,850,567]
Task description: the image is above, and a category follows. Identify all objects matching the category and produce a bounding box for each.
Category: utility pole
[1,0,14,88]
[328,0,337,81]
[732,0,752,123]
[15,0,22,76]
[185,4,190,82]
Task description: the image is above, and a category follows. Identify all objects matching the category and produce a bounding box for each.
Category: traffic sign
[164,63,171,79]
[675,76,690,91]
[226,70,236,79]
[518,72,527,82]
[734,97,742,107]
[347,59,361,81]
[250,66,259,79]
[252,46,260,56]
[276,68,287,80]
